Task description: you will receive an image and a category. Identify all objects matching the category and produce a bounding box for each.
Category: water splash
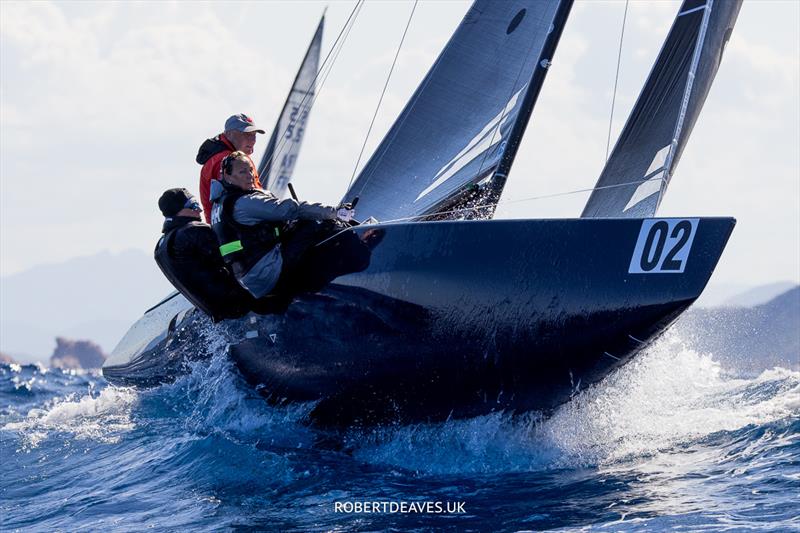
[352,332,800,474]
[4,386,138,449]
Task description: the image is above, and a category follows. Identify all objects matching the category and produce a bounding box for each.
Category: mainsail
[581,0,742,218]
[257,14,324,199]
[343,0,573,222]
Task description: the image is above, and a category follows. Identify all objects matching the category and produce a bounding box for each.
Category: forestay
[343,0,571,222]
[581,0,742,218]
[258,15,325,199]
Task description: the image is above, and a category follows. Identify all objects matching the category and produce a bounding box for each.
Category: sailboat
[104,0,742,427]
[257,14,324,199]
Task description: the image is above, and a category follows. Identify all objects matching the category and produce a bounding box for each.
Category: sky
[1,0,798,288]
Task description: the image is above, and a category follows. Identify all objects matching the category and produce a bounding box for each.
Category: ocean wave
[3,385,138,449]
[1,330,797,532]
[350,332,800,475]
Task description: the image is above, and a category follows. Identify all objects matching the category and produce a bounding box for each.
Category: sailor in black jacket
[154,188,260,321]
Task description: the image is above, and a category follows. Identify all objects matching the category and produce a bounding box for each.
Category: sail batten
[257,15,324,199]
[343,0,572,222]
[581,0,742,218]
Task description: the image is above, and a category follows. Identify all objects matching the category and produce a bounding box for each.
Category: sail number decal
[629,218,698,274]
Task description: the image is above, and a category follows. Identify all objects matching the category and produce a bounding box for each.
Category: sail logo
[414,85,526,203]
[629,218,698,274]
[624,144,671,214]
[210,204,222,225]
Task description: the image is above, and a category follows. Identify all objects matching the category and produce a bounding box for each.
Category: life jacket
[154,222,248,322]
[210,184,284,277]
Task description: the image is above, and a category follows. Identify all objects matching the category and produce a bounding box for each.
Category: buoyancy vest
[210,185,284,277]
[154,222,250,322]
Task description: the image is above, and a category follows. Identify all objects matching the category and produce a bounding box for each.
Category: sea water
[2,333,798,532]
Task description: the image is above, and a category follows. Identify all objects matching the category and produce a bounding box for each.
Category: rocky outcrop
[49,337,107,369]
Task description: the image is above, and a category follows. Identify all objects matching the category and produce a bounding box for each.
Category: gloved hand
[336,207,355,222]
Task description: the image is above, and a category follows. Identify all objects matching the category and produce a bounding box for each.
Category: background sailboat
[258,14,325,199]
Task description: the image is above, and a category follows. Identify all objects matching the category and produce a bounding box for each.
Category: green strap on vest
[219,240,243,256]
[218,228,279,257]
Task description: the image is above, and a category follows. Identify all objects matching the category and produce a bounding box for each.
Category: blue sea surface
[2,333,798,532]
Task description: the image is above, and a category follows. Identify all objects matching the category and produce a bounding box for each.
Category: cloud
[0,0,797,287]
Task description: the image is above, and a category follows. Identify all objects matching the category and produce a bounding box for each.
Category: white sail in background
[257,15,324,199]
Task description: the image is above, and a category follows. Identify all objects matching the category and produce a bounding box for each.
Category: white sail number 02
[629,219,698,274]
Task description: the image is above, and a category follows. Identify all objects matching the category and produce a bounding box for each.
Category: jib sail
[258,14,324,199]
[343,0,573,222]
[581,0,742,218]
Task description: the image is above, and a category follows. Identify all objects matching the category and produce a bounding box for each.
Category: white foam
[353,332,800,474]
[3,386,138,449]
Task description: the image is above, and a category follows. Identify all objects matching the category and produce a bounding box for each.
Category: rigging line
[346,0,419,193]
[605,0,629,162]
[353,4,457,199]
[266,0,364,168]
[405,178,664,219]
[315,177,666,246]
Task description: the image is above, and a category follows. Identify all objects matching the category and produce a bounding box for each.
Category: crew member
[196,113,265,221]
[209,151,355,299]
[154,188,261,321]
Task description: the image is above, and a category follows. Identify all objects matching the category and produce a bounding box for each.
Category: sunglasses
[184,199,201,211]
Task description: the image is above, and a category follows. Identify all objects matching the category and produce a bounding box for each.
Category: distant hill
[694,280,798,308]
[677,286,800,375]
[0,250,172,363]
[722,281,798,307]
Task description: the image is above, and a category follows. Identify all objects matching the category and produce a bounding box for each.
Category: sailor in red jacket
[196,113,266,222]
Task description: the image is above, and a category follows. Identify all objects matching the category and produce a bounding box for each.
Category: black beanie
[158,188,195,217]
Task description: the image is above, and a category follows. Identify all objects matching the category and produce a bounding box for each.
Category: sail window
[507,9,527,34]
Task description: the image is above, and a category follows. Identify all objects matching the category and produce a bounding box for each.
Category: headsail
[257,14,324,199]
[581,0,742,218]
[343,0,573,222]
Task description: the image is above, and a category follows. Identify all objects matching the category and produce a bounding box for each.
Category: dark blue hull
[103,217,735,427]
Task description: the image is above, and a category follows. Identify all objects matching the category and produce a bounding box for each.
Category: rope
[346,0,419,192]
[378,176,664,224]
[605,0,629,162]
[266,0,364,168]
[314,176,665,247]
